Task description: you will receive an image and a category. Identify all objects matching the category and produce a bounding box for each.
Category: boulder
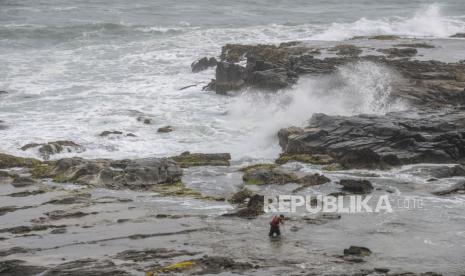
[293,173,330,193]
[171,152,230,168]
[278,109,465,169]
[240,164,299,185]
[191,57,217,73]
[225,194,264,218]
[229,188,254,204]
[11,176,37,187]
[20,141,84,160]
[157,126,173,133]
[42,157,182,190]
[339,179,373,194]
[343,246,372,256]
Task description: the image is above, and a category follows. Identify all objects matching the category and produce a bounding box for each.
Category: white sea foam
[311,3,465,40]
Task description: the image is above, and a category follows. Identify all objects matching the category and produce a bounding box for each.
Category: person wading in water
[269,214,285,237]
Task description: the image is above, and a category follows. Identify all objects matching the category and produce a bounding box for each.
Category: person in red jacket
[269,214,285,237]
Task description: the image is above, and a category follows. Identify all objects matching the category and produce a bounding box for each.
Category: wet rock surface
[278,109,465,169]
[241,164,299,185]
[21,140,84,160]
[191,57,217,73]
[203,42,465,108]
[171,151,231,168]
[339,179,374,194]
[39,156,182,190]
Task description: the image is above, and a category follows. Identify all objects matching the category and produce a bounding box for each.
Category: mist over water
[0,1,463,161]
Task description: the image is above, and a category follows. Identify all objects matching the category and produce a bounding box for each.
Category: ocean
[1,0,465,161]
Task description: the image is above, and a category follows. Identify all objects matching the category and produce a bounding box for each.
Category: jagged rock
[204,42,465,107]
[40,157,182,190]
[343,246,372,256]
[240,164,298,185]
[191,57,217,73]
[293,174,330,193]
[278,109,465,169]
[378,47,418,58]
[20,141,84,160]
[432,181,465,196]
[171,152,230,168]
[229,188,254,204]
[339,179,373,194]
[157,126,173,133]
[215,61,245,94]
[224,193,264,218]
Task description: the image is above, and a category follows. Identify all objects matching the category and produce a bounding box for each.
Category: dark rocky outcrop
[240,164,299,185]
[293,174,330,193]
[278,109,465,169]
[228,188,254,204]
[213,61,246,94]
[339,179,374,194]
[202,43,465,108]
[36,157,182,190]
[157,126,173,133]
[343,246,372,256]
[191,57,217,73]
[225,193,265,218]
[432,181,465,196]
[171,152,231,168]
[20,141,84,160]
